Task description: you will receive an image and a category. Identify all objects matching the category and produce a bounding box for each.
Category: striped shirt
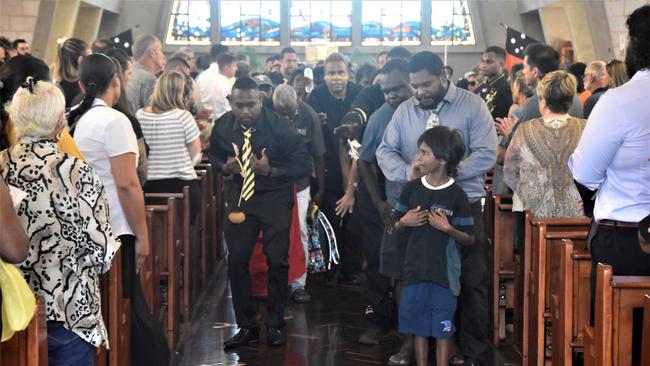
[136,108,201,181]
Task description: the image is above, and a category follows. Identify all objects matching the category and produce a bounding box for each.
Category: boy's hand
[409,163,424,181]
[428,209,452,233]
[399,206,428,227]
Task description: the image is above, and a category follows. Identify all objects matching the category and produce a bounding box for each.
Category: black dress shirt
[209,107,311,208]
[307,82,363,191]
[476,73,512,120]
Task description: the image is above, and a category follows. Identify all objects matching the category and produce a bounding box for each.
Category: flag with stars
[110,29,134,56]
[505,27,539,70]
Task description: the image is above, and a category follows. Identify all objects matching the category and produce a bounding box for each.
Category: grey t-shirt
[126,63,157,112]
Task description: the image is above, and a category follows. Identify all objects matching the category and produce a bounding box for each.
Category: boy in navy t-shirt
[393,126,474,366]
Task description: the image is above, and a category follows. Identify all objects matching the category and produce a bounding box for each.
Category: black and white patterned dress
[0,138,120,348]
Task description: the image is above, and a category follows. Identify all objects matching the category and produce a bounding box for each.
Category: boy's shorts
[399,282,457,338]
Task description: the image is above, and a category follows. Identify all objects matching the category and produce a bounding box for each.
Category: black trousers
[458,202,491,361]
[589,223,650,362]
[144,178,200,224]
[224,205,292,329]
[358,188,391,329]
[119,235,170,366]
[320,189,362,279]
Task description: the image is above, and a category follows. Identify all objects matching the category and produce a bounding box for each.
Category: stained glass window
[165,0,211,45]
[362,1,421,45]
[220,0,281,45]
[290,0,352,45]
[431,1,476,45]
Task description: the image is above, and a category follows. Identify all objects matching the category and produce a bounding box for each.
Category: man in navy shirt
[357,59,413,346]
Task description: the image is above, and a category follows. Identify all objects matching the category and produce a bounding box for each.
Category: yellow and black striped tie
[241,129,255,202]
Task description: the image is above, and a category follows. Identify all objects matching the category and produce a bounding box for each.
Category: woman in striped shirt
[136,71,202,221]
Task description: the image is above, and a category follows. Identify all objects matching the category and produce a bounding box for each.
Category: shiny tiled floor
[172,262,516,366]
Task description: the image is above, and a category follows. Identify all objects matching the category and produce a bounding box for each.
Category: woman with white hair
[0,78,119,365]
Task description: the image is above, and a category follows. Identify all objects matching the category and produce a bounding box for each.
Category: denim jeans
[47,321,95,366]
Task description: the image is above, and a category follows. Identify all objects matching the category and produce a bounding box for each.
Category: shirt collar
[92,98,108,107]
[412,80,457,110]
[631,68,650,82]
[230,107,266,132]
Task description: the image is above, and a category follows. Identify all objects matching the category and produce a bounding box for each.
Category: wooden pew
[95,246,130,366]
[195,169,208,285]
[144,200,181,349]
[528,217,590,365]
[549,239,592,365]
[145,187,192,321]
[0,296,47,366]
[641,294,650,366]
[196,163,218,273]
[584,263,650,366]
[513,212,591,365]
[489,194,517,344]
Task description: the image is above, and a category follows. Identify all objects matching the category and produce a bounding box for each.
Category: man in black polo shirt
[476,46,512,120]
[209,77,310,348]
[307,52,363,284]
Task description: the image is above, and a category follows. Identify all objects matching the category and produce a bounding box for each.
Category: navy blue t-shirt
[395,177,474,295]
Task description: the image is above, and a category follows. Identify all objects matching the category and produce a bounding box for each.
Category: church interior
[1,0,649,366]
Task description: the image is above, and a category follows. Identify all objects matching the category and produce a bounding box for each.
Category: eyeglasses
[607,59,619,67]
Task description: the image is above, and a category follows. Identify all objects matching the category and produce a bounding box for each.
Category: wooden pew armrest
[611,276,650,288]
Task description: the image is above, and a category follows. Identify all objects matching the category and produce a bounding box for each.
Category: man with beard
[376,51,497,365]
[356,59,413,348]
[307,53,363,285]
[209,77,310,348]
[280,47,299,85]
[476,46,512,120]
[569,5,650,342]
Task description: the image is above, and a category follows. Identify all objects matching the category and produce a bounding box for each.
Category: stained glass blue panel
[165,0,211,45]
[290,1,352,45]
[220,0,280,45]
[362,1,421,45]
[431,1,475,45]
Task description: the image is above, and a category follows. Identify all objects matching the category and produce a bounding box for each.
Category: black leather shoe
[267,327,286,346]
[224,327,259,349]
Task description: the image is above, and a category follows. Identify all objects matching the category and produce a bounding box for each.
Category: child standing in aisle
[393,126,475,366]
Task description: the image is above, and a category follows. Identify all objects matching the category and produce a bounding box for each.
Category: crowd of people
[0,4,649,366]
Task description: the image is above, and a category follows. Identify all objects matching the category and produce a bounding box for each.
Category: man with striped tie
[209,77,311,349]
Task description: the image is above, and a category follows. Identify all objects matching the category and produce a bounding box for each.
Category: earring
[55,131,63,141]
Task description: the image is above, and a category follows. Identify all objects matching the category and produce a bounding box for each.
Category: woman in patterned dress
[0,79,119,366]
[504,70,587,218]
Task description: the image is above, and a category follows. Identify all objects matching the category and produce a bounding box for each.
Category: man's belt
[597,219,639,229]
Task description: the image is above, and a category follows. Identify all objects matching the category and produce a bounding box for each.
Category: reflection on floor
[173,262,517,366]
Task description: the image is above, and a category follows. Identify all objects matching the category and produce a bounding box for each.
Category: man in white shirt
[199,53,237,120]
[569,3,650,311]
[126,34,165,112]
[197,44,229,117]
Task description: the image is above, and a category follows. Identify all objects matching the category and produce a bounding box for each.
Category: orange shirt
[578,90,592,106]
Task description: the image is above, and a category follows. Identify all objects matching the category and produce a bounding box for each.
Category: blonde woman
[606,59,630,88]
[504,70,586,218]
[0,79,118,365]
[136,71,201,221]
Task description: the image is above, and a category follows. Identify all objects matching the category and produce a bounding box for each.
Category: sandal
[449,354,465,365]
[449,355,480,366]
[387,348,413,365]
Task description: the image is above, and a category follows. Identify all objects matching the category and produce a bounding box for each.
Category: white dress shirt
[196,63,235,119]
[569,69,650,222]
